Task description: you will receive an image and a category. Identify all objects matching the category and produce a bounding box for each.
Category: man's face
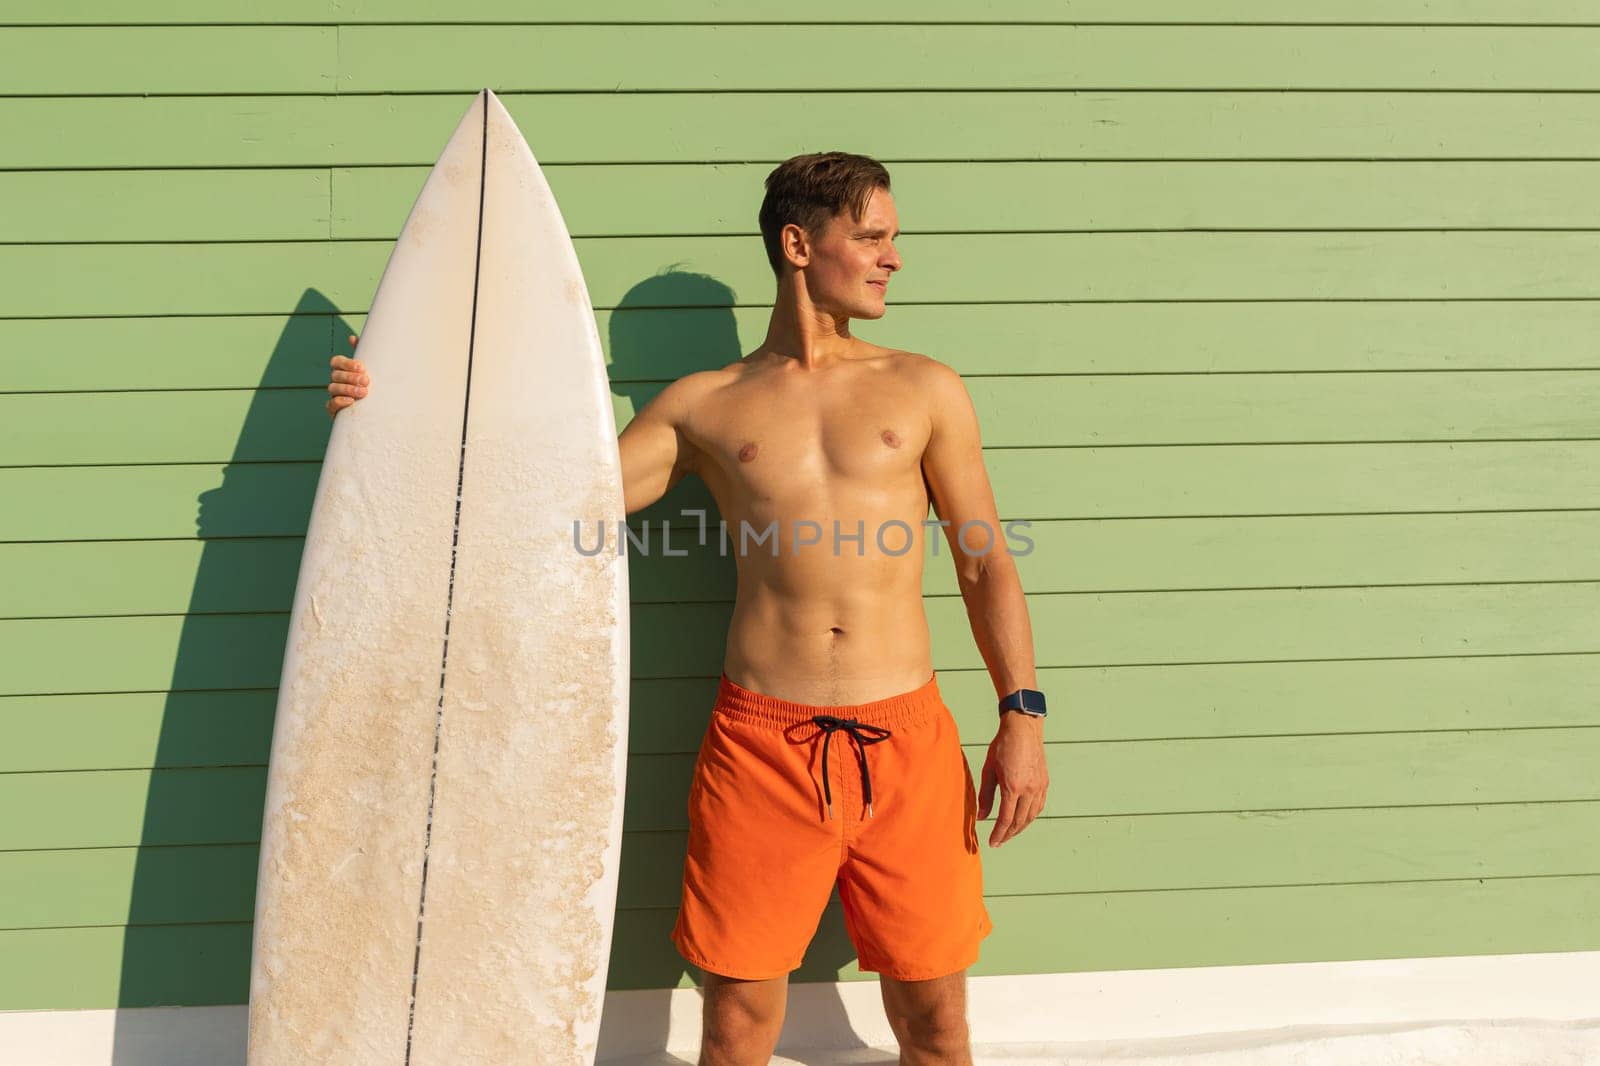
[794,188,902,320]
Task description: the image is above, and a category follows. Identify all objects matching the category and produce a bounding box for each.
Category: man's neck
[760,279,859,371]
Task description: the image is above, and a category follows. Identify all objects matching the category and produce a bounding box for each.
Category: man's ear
[782,222,811,269]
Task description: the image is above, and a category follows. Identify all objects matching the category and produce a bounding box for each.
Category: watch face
[1000,689,1045,712]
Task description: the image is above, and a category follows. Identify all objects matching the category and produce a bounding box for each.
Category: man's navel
[737,441,758,463]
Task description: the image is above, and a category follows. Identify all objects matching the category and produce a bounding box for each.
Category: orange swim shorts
[670,670,993,981]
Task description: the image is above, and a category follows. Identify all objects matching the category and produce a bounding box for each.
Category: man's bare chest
[687,375,932,495]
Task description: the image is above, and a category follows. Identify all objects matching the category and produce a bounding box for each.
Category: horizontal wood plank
[2,582,1598,699]
[14,162,1600,243]
[0,463,323,540]
[332,160,1600,239]
[5,301,1600,394]
[5,512,1598,620]
[332,26,1600,93]
[2,689,279,771]
[5,442,1598,541]
[7,1,1600,25]
[0,169,329,243]
[7,370,1600,466]
[10,233,1600,318]
[0,315,341,391]
[21,24,1600,96]
[6,93,1600,167]
[7,654,1599,775]
[0,26,334,94]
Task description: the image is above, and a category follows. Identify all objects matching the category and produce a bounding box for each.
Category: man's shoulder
[870,344,946,368]
[648,362,744,425]
[883,351,972,438]
[661,362,739,396]
[884,348,963,389]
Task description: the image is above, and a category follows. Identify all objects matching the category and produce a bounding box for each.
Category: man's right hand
[327,333,369,419]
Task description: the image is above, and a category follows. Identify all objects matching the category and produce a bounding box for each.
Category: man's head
[758,151,901,319]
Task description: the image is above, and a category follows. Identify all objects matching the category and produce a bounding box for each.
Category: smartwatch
[998,688,1047,718]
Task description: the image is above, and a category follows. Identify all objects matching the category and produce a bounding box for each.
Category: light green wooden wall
[2,0,1599,1011]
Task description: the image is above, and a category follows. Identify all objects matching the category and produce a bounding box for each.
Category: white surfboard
[247,89,629,1065]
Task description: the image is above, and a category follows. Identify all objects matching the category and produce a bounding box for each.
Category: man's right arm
[619,375,701,516]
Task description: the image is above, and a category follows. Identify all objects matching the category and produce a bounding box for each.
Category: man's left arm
[919,358,1049,848]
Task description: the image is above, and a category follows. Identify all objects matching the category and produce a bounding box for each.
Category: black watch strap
[998,688,1047,717]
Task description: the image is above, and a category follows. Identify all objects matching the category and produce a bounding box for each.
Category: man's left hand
[977,714,1049,847]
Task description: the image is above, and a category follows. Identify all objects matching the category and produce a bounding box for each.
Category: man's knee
[699,970,788,1064]
[899,1009,969,1056]
[881,971,971,1056]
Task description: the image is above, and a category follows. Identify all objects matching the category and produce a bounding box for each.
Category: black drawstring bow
[810,715,893,820]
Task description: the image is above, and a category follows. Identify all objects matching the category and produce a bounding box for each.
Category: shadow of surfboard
[113,288,335,1064]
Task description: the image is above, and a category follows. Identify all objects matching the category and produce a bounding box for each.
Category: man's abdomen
[722,577,935,705]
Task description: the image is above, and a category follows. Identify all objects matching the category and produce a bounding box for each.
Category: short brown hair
[758,151,892,278]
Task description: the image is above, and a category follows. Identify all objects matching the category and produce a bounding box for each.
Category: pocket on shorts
[687,717,715,811]
[960,753,980,854]
[943,706,981,854]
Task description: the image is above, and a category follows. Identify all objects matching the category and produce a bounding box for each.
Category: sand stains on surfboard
[248,90,628,1065]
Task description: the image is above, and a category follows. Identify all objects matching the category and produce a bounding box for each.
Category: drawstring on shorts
[810,715,892,820]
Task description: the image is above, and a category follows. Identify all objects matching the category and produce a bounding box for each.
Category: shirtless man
[327,152,1048,1066]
